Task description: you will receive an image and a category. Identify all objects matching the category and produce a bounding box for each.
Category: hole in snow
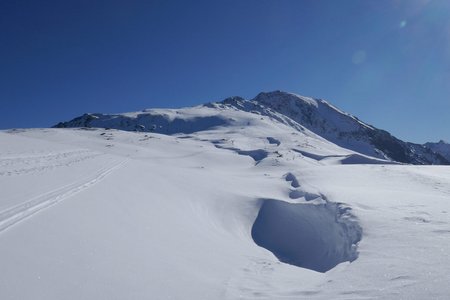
[251,199,362,273]
[236,149,268,163]
[214,145,269,164]
[289,190,320,201]
[267,137,281,146]
[285,172,300,188]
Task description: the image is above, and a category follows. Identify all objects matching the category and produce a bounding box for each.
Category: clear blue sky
[1,0,449,143]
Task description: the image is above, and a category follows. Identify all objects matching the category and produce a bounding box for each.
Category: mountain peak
[252,90,318,107]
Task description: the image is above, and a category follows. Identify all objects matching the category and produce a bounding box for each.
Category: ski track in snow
[0,157,128,233]
[0,149,101,177]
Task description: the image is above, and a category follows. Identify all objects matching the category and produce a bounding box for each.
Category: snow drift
[252,199,362,272]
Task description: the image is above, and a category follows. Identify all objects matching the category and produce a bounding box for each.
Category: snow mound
[251,199,362,273]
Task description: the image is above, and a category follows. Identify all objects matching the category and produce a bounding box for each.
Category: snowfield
[1,95,450,299]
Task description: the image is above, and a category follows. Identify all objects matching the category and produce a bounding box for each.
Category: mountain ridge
[54,90,450,165]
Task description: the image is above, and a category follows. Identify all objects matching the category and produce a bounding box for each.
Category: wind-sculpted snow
[252,199,362,273]
[214,145,269,164]
[292,149,397,165]
[252,172,361,272]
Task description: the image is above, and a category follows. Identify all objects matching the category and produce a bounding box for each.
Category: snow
[2,100,450,299]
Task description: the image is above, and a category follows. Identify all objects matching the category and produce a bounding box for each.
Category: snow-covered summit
[216,91,449,165]
[252,91,374,131]
[54,90,450,165]
[254,90,319,107]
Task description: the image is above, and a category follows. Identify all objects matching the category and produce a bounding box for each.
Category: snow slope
[2,105,450,299]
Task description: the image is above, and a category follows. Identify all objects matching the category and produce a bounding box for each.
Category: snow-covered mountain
[54,91,449,165]
[2,92,450,299]
[424,140,450,162]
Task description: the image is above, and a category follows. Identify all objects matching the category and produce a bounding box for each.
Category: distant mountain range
[54,91,450,165]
